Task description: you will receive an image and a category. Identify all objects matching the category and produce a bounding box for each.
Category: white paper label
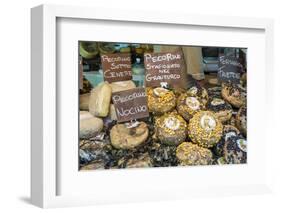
[211,98,225,106]
[200,115,216,131]
[188,86,198,96]
[164,117,180,130]
[185,97,200,110]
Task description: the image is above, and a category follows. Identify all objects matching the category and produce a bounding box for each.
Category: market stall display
[79,42,247,170]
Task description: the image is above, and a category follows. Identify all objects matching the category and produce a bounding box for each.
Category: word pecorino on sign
[101,53,132,83]
[112,88,149,123]
[144,51,187,88]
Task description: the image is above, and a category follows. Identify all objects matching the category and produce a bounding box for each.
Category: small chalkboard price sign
[218,55,243,84]
[112,88,149,123]
[144,51,186,88]
[101,53,132,83]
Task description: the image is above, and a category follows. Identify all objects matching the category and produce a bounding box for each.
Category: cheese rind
[89,82,112,117]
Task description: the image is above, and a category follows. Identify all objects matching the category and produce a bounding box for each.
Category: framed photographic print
[31,4,274,208]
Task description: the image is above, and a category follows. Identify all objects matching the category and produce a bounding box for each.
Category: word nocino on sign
[112,87,149,122]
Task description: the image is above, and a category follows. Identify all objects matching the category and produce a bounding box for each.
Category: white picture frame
[31,4,274,208]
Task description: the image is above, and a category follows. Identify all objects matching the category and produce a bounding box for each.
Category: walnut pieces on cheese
[221,83,246,108]
[154,112,187,146]
[177,93,205,121]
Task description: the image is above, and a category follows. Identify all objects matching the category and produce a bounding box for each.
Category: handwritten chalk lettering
[110,63,131,70]
[219,56,243,68]
[146,73,181,82]
[112,88,149,122]
[104,70,132,79]
[218,55,242,84]
[218,70,240,79]
[116,105,148,117]
[144,53,182,63]
[145,63,181,70]
[144,51,186,88]
[101,53,132,83]
[101,55,131,63]
[112,91,146,104]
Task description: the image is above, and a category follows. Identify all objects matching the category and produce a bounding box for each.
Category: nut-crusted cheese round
[155,112,187,146]
[221,83,246,108]
[177,93,204,121]
[146,87,176,114]
[207,97,233,123]
[188,111,223,148]
[214,125,240,156]
[176,142,213,166]
[223,136,247,164]
[186,85,209,106]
